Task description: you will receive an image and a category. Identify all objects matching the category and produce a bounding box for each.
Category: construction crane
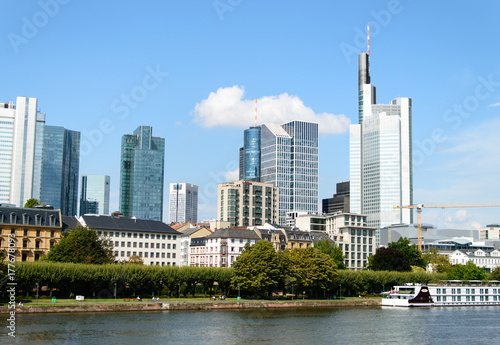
[394,203,500,250]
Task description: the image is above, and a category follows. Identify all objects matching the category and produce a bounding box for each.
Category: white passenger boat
[381,284,433,307]
[382,281,500,307]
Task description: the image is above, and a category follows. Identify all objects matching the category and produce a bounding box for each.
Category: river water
[4,306,500,344]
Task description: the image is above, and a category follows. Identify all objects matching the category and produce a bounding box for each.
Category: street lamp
[159,280,163,299]
[178,283,181,301]
[36,282,39,304]
[339,283,342,299]
[113,282,117,302]
[238,284,240,301]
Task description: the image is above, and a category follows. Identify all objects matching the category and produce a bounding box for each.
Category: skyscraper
[0,97,45,206]
[40,126,80,216]
[349,29,413,238]
[169,183,198,223]
[242,126,261,181]
[261,120,319,225]
[80,175,110,216]
[120,125,165,221]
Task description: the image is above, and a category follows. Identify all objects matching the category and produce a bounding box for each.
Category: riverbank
[0,298,381,314]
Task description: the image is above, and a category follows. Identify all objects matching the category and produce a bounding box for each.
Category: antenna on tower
[254,98,257,127]
[367,23,370,56]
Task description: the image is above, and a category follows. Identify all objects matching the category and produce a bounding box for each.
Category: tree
[314,239,346,269]
[388,237,425,268]
[45,226,114,264]
[286,247,337,297]
[448,261,486,281]
[124,255,144,265]
[422,248,452,273]
[489,266,500,281]
[368,247,411,272]
[231,240,281,298]
[24,198,41,208]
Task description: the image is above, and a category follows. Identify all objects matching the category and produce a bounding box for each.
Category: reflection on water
[4,306,500,344]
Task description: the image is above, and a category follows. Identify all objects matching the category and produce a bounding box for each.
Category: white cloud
[223,167,239,182]
[192,85,350,134]
[488,102,500,107]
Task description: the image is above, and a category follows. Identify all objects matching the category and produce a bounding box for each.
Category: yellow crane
[394,203,500,250]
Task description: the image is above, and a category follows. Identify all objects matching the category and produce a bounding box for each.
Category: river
[4,306,500,344]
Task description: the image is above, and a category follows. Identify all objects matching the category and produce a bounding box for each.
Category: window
[156,235,160,239]
[162,243,165,249]
[145,243,149,248]
[173,253,176,258]
[121,233,126,237]
[24,229,28,236]
[121,251,125,256]
[51,231,54,237]
[173,244,176,249]
[133,233,137,238]
[156,243,160,249]
[168,235,171,240]
[127,242,131,247]
[145,234,149,239]
[173,236,176,240]
[115,241,119,247]
[127,251,131,257]
[167,243,171,249]
[162,235,166,240]
[127,233,132,238]
[139,233,143,238]
[133,242,137,248]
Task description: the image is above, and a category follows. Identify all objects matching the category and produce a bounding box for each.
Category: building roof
[0,205,61,228]
[309,231,331,243]
[180,226,212,237]
[263,123,292,138]
[62,215,81,231]
[81,215,180,234]
[207,228,261,240]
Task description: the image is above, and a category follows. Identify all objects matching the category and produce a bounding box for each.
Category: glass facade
[40,126,81,216]
[80,175,110,216]
[120,126,164,221]
[242,127,261,180]
[168,183,198,223]
[261,121,318,225]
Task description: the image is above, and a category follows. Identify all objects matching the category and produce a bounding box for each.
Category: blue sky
[1,0,499,229]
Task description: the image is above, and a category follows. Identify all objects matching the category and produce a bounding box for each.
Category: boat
[382,281,500,307]
[381,284,433,307]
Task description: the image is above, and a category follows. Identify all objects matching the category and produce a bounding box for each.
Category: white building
[204,228,260,267]
[260,121,318,225]
[449,249,500,273]
[76,214,182,266]
[0,97,45,206]
[326,212,376,270]
[350,49,413,243]
[169,183,198,223]
[479,224,500,240]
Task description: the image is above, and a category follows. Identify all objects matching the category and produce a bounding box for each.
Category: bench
[123,298,140,301]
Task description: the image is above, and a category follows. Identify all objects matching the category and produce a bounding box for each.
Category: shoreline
[0,299,381,314]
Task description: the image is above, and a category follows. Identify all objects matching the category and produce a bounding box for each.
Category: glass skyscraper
[40,126,81,216]
[0,97,45,207]
[168,183,198,223]
[80,175,110,216]
[350,49,413,239]
[120,125,165,221]
[242,126,261,181]
[261,121,318,225]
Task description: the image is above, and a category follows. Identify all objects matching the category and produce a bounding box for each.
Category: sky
[1,0,499,230]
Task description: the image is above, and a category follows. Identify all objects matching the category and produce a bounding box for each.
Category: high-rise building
[349,31,413,240]
[322,181,350,214]
[242,126,261,181]
[169,183,198,223]
[0,97,45,207]
[261,121,318,225]
[40,126,80,216]
[120,125,165,221]
[217,180,279,227]
[80,175,110,216]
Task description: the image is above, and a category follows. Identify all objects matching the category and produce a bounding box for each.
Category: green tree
[24,198,41,208]
[388,237,425,268]
[314,239,345,269]
[286,247,337,297]
[231,240,281,298]
[422,248,453,273]
[448,261,486,280]
[124,255,144,265]
[45,226,114,264]
[489,266,500,281]
[368,247,411,272]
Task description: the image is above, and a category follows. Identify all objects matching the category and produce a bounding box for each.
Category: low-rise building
[480,224,500,240]
[449,249,500,273]
[294,214,327,232]
[205,228,261,267]
[190,237,207,267]
[0,205,62,262]
[178,225,212,266]
[79,214,182,266]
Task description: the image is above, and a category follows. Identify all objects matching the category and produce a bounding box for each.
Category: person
[137,296,141,301]
[18,301,23,306]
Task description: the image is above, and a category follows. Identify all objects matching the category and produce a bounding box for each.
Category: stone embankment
[0,299,381,314]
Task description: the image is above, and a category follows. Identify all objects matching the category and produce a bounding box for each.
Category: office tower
[40,126,80,216]
[169,183,198,223]
[0,97,45,206]
[261,121,318,225]
[238,147,244,180]
[120,125,165,221]
[349,28,413,239]
[217,180,279,227]
[242,126,261,181]
[322,181,350,214]
[80,175,110,216]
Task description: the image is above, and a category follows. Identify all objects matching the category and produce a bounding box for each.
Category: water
[3,306,500,344]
